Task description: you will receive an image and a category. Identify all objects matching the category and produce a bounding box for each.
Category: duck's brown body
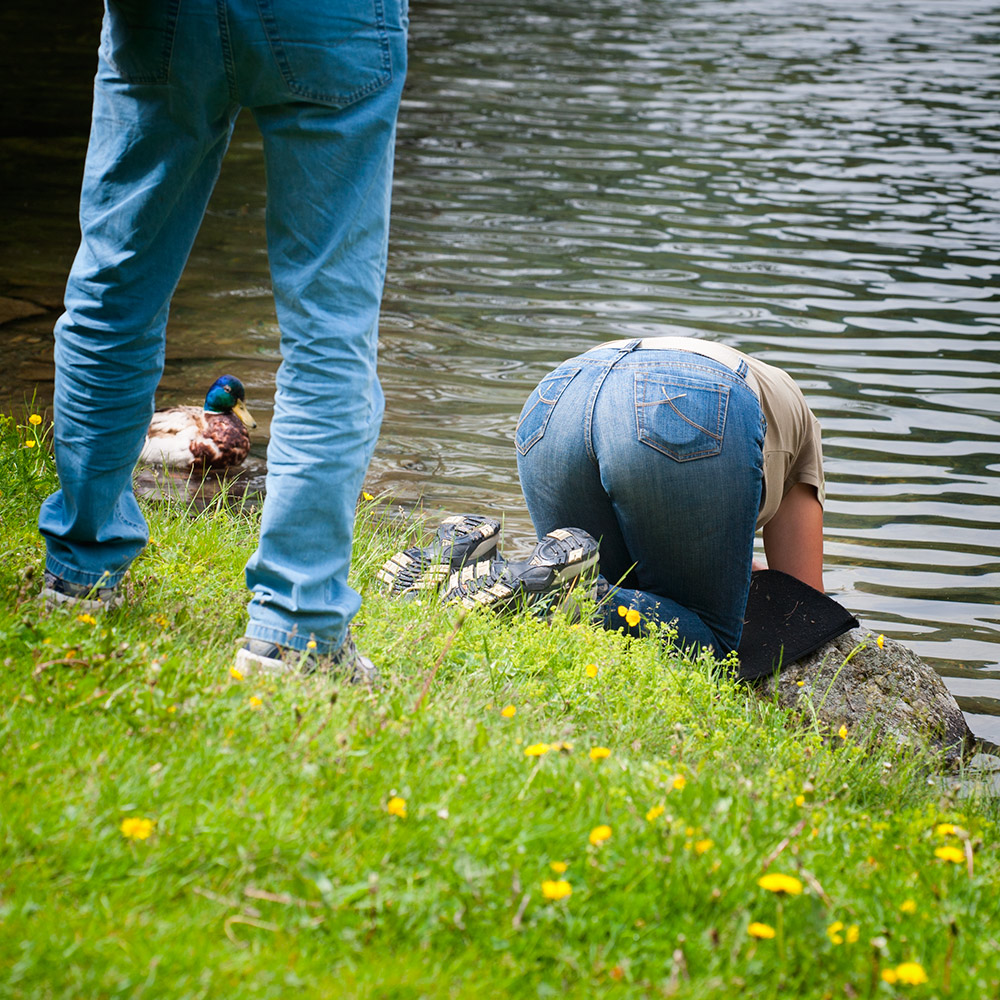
[139,406,251,471]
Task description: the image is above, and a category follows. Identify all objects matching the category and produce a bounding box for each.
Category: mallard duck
[139,374,257,470]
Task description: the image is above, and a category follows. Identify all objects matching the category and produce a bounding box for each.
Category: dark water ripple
[1,0,998,738]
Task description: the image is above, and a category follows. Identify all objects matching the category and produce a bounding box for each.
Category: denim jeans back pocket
[257,0,393,108]
[100,0,180,85]
[515,367,581,456]
[634,373,730,461]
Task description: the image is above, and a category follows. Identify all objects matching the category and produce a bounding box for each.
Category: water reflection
[2,0,999,739]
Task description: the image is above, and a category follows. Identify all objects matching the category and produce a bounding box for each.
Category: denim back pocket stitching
[100,0,181,85]
[634,373,730,462]
[515,367,581,457]
[256,0,392,107]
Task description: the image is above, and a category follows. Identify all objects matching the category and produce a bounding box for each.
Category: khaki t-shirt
[594,337,824,529]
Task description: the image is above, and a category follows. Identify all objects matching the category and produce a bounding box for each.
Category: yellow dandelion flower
[796,680,805,687]
[589,746,611,761]
[846,924,860,944]
[672,774,687,791]
[120,817,154,840]
[694,838,713,855]
[167,705,177,714]
[306,639,317,650]
[935,823,957,837]
[541,879,572,901]
[747,922,775,939]
[894,963,928,986]
[934,845,964,864]
[76,613,97,626]
[645,804,665,822]
[386,796,407,818]
[899,899,917,915]
[757,873,803,896]
[248,695,263,710]
[881,970,898,985]
[794,794,806,807]
[876,634,885,649]
[229,666,244,681]
[24,439,36,449]
[362,492,375,501]
[585,663,598,678]
[827,920,844,945]
[589,824,612,846]
[625,608,641,628]
[29,414,42,426]
[550,861,568,874]
[524,742,551,757]
[501,704,516,718]
[617,605,628,617]
[838,725,849,740]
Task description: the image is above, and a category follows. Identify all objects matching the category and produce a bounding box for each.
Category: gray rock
[757,627,976,767]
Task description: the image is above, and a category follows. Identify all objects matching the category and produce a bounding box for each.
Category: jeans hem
[243,622,344,656]
[44,556,125,589]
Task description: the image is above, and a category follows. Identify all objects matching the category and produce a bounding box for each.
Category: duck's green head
[204,375,257,430]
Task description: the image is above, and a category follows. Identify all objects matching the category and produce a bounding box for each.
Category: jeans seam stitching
[217,0,238,101]
[585,350,635,466]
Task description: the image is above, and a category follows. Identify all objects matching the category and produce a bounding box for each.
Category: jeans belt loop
[621,338,642,353]
[735,358,749,380]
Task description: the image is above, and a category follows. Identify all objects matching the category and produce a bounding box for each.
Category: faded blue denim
[516,343,765,655]
[38,0,408,654]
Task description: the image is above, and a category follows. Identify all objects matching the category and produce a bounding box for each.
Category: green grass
[1,410,998,999]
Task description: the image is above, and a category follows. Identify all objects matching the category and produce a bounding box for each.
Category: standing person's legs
[237,0,409,655]
[38,3,238,591]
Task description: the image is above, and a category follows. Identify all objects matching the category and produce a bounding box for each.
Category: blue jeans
[37,0,408,654]
[516,343,765,654]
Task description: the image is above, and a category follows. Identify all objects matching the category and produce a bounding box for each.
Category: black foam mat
[735,570,859,682]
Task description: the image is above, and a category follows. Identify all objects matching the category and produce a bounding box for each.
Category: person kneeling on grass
[380,336,824,659]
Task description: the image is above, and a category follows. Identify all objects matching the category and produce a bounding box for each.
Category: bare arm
[761,482,824,592]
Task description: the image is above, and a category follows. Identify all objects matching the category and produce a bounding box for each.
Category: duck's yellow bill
[233,398,257,430]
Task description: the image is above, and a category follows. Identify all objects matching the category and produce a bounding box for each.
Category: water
[2,0,999,740]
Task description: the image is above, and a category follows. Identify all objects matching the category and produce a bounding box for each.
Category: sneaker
[41,570,123,612]
[234,629,380,686]
[441,527,600,613]
[377,514,502,595]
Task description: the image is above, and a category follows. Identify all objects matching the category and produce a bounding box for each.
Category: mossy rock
[759,627,975,767]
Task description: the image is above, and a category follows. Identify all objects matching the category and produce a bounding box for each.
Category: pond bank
[2,412,998,998]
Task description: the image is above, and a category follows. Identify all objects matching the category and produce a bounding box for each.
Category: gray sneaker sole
[377,514,501,595]
[443,527,600,612]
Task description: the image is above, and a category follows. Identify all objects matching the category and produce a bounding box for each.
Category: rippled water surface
[2,1,999,739]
